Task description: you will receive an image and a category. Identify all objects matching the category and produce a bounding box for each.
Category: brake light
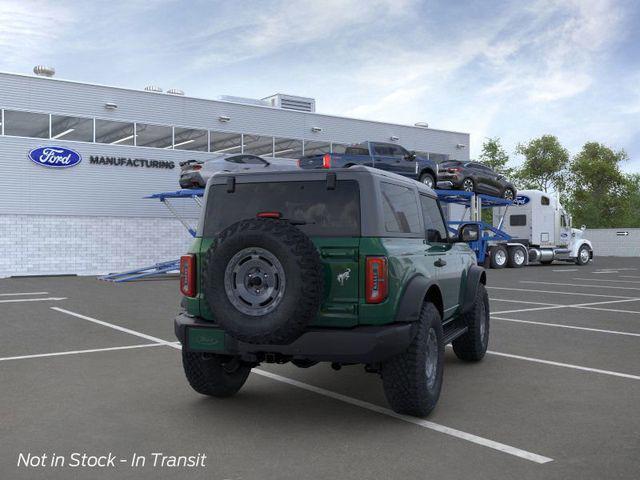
[365,256,388,304]
[448,167,461,173]
[322,153,331,168]
[257,212,281,218]
[179,255,196,297]
[297,158,301,167]
[192,165,202,171]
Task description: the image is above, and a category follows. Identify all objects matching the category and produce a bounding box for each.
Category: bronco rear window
[203,180,360,237]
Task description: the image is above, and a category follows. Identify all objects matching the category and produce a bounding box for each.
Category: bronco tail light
[179,254,196,297]
[365,256,388,304]
[322,153,332,169]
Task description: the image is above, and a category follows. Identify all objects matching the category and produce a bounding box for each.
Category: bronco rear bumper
[174,313,417,364]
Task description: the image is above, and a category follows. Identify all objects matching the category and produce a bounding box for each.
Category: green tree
[478,137,514,177]
[515,135,569,192]
[566,142,631,228]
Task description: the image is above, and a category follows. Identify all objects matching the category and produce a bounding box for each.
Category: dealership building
[0,69,470,278]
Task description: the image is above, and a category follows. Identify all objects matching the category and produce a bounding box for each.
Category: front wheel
[452,284,489,361]
[381,302,444,417]
[576,245,591,265]
[462,178,475,192]
[182,351,252,397]
[419,172,435,189]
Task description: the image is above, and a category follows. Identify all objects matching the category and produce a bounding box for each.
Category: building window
[303,140,331,156]
[135,123,172,148]
[429,153,450,163]
[243,135,274,156]
[210,131,242,154]
[95,119,135,145]
[51,115,93,142]
[273,137,303,158]
[3,110,49,138]
[173,127,208,151]
[380,182,421,234]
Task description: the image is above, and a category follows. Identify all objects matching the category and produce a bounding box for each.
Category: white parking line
[491,297,640,315]
[621,275,640,279]
[253,369,553,464]
[573,278,640,284]
[487,350,640,381]
[49,307,552,463]
[51,307,178,347]
[492,316,640,338]
[488,286,636,299]
[0,292,50,296]
[0,297,67,304]
[0,343,163,362]
[492,298,566,306]
[552,269,578,272]
[521,281,640,291]
[492,305,567,315]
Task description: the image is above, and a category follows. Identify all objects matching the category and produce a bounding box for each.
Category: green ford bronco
[175,166,489,417]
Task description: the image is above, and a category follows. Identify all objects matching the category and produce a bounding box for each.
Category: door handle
[434,258,447,267]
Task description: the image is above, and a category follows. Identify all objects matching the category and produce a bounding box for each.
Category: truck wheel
[182,351,251,397]
[507,246,526,268]
[381,302,444,417]
[202,218,324,345]
[502,188,515,201]
[576,245,591,265]
[489,245,507,269]
[419,172,435,189]
[452,284,489,361]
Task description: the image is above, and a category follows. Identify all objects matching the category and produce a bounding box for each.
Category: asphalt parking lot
[1,257,639,480]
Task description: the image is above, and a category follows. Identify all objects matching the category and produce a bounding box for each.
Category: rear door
[420,194,461,318]
[372,144,395,173]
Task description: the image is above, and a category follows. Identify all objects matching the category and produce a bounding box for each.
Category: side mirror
[458,223,480,242]
[404,151,416,161]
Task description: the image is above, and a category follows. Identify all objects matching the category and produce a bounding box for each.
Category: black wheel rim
[224,247,286,316]
[425,328,439,389]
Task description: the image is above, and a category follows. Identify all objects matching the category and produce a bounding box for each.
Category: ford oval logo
[514,195,530,206]
[28,146,82,168]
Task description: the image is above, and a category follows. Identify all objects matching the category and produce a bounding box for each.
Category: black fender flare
[419,167,437,181]
[462,265,486,314]
[394,275,439,323]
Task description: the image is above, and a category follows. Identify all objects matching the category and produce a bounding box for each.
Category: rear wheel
[462,178,475,192]
[507,246,526,268]
[419,172,435,189]
[381,302,444,417]
[452,284,489,361]
[489,245,508,269]
[182,351,251,397]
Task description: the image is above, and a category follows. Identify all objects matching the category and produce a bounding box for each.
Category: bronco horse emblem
[337,268,351,286]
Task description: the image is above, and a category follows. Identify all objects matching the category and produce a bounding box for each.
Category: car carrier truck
[438,189,593,268]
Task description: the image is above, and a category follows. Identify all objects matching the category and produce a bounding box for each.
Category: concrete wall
[583,228,640,257]
[0,215,193,278]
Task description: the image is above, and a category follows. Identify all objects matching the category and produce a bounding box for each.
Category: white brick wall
[0,215,195,278]
[583,228,640,257]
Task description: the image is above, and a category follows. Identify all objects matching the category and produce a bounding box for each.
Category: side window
[380,182,421,234]
[388,145,406,158]
[541,196,550,206]
[510,215,527,226]
[374,145,392,156]
[238,155,267,165]
[420,195,448,242]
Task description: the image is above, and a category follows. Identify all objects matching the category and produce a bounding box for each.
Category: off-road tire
[452,284,490,361]
[489,245,508,269]
[202,218,323,345]
[575,245,591,266]
[507,245,526,268]
[419,172,435,189]
[381,302,444,417]
[182,351,251,397]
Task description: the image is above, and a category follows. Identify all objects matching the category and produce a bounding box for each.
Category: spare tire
[202,218,324,345]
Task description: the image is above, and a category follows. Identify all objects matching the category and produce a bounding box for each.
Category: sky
[1,0,639,172]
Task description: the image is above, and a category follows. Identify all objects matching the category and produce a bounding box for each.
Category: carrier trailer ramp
[437,189,593,268]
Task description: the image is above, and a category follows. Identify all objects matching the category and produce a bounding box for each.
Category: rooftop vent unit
[219,95,270,107]
[262,94,316,112]
[167,88,185,96]
[33,65,55,77]
[144,85,163,93]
